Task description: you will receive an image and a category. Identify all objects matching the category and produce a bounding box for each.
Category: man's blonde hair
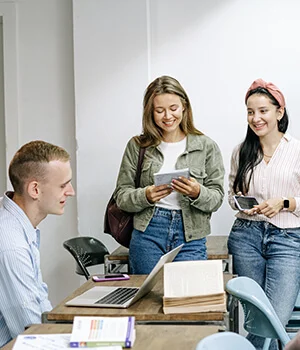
[9,140,70,194]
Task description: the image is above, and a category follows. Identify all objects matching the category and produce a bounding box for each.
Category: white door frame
[0,1,19,188]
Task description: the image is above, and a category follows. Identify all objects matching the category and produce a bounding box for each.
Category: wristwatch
[283,197,289,209]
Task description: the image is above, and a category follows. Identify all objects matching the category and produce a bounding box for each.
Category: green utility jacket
[114,134,225,241]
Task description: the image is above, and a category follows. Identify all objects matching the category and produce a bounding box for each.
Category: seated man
[0,141,75,347]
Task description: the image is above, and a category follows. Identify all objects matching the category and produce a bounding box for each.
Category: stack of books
[163,260,226,314]
[69,316,136,348]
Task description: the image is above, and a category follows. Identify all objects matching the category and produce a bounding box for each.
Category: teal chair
[296,292,300,308]
[286,291,300,333]
[226,276,291,350]
[195,332,255,350]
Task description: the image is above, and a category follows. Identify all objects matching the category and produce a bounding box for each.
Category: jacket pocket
[190,168,207,184]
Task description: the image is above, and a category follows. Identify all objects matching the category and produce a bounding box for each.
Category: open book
[69,316,135,348]
[163,260,226,314]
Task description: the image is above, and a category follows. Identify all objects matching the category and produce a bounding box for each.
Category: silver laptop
[65,244,183,309]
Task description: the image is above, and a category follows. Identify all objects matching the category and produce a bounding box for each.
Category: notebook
[65,244,183,309]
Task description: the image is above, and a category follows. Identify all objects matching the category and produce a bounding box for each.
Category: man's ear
[27,181,40,200]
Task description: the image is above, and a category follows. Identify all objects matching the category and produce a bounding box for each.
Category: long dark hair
[233,87,289,194]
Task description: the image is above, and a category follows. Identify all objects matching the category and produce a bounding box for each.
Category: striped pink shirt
[228,133,300,228]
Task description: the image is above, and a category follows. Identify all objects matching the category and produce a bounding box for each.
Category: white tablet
[154,168,190,186]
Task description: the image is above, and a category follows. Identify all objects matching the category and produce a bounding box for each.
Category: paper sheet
[13,333,122,350]
[164,260,224,297]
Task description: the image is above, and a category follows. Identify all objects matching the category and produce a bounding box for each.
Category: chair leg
[262,338,272,350]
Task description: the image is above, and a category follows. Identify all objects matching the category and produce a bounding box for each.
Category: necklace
[262,135,283,159]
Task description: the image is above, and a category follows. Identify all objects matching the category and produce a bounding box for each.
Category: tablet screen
[234,196,258,210]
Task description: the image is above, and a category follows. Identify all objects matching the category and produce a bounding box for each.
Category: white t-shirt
[156,137,187,210]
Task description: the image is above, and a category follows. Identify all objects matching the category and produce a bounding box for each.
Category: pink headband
[245,78,286,108]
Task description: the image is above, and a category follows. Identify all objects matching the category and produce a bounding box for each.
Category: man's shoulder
[0,203,21,226]
[0,208,25,250]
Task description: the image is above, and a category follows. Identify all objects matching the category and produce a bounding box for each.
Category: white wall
[73,0,149,252]
[0,19,5,195]
[3,0,300,308]
[73,0,300,256]
[2,0,79,306]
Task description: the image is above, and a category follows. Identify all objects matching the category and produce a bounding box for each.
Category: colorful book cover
[69,316,135,348]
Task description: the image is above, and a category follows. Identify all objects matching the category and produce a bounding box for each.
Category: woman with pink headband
[228,78,300,350]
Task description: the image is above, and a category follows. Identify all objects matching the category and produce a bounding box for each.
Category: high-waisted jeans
[129,207,207,274]
[228,219,300,350]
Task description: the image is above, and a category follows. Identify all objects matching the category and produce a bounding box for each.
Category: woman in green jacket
[114,76,225,274]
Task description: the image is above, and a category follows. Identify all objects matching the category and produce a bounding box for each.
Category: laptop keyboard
[95,287,139,305]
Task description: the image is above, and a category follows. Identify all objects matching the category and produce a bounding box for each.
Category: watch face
[284,199,289,208]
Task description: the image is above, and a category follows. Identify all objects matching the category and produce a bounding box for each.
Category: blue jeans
[129,207,207,274]
[228,219,300,350]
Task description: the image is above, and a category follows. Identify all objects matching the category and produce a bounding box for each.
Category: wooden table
[43,273,238,332]
[104,235,232,274]
[3,323,224,350]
